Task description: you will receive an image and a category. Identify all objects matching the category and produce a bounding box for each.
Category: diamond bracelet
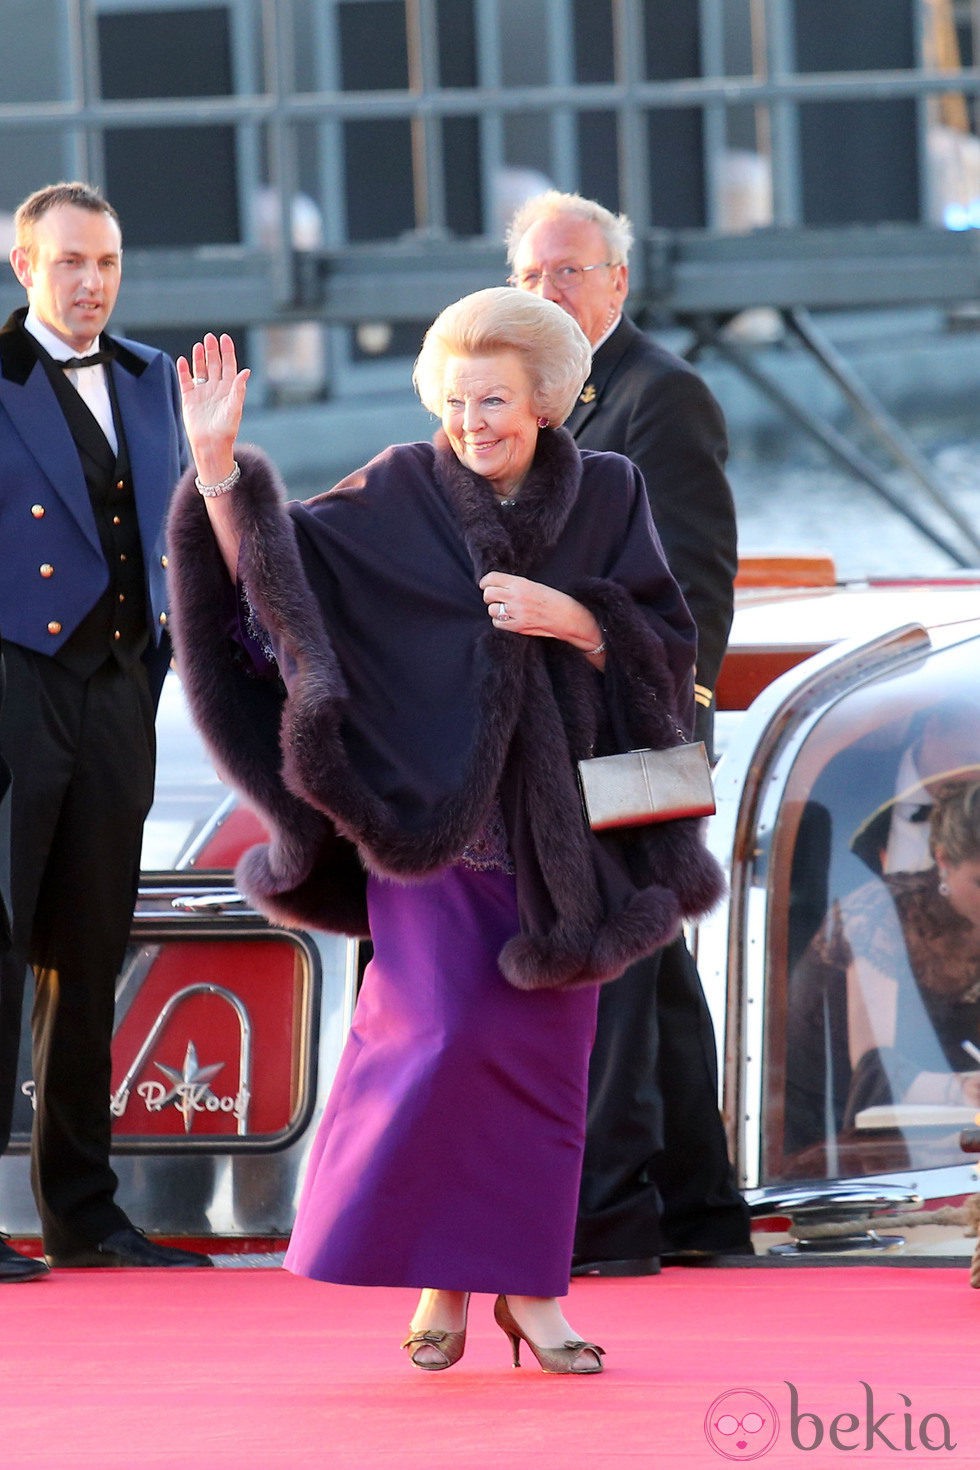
[195,462,241,498]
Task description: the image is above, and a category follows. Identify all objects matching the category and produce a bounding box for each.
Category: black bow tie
[61,349,113,370]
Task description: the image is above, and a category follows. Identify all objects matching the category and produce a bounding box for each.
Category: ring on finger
[497,601,509,621]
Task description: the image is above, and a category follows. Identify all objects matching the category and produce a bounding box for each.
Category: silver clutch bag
[577,742,716,831]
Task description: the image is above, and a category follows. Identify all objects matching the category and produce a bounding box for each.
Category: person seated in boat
[786,779,980,1159]
[849,700,980,879]
[165,288,723,1374]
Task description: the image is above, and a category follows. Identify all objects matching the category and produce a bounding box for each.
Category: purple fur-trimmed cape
[167,430,724,990]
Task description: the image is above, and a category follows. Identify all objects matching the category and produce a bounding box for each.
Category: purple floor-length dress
[284,862,600,1297]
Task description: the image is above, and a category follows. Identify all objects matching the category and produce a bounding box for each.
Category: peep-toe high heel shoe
[493,1294,605,1375]
[401,1294,470,1371]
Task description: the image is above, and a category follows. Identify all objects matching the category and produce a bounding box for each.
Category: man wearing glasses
[506,190,750,1274]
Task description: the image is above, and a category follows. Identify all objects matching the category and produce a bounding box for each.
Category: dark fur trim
[168,439,725,987]
[167,448,370,934]
[433,426,582,576]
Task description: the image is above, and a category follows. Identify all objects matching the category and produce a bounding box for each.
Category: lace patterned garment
[459,799,515,875]
[240,582,278,667]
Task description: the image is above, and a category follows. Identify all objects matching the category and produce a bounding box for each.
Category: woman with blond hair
[167,287,722,1372]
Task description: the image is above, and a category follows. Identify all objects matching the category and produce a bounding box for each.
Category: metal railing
[2,0,979,560]
[3,0,979,332]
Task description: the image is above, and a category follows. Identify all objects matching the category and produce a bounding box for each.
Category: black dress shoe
[0,1235,51,1282]
[570,1255,661,1277]
[46,1225,214,1269]
[661,1242,756,1265]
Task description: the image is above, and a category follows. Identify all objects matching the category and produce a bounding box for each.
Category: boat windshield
[761,634,980,1183]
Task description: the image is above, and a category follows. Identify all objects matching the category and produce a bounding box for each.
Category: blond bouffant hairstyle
[413,287,592,427]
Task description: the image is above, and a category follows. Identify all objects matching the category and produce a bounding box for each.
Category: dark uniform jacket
[0,308,185,660]
[566,315,737,746]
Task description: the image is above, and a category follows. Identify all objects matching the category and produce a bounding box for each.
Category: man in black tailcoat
[0,182,211,1277]
[507,191,752,1272]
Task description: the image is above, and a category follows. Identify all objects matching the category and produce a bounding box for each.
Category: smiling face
[10,202,122,351]
[510,213,628,347]
[441,350,541,499]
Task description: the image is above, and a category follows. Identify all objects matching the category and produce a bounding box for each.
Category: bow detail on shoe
[401,1326,467,1371]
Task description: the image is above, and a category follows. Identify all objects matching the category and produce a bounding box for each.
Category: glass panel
[793,0,916,73]
[338,0,408,89]
[792,0,920,225]
[498,0,551,85]
[577,113,621,213]
[343,119,415,240]
[1,0,68,104]
[643,0,703,80]
[436,0,478,87]
[98,6,242,245]
[98,5,238,99]
[504,111,555,183]
[442,116,484,238]
[765,634,980,1184]
[573,0,615,83]
[798,99,920,225]
[646,108,707,226]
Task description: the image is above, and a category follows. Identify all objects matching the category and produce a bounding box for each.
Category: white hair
[505,189,634,267]
[413,286,592,426]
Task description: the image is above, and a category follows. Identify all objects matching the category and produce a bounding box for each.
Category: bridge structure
[1,0,979,561]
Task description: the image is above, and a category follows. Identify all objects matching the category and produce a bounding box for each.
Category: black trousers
[0,646,154,1253]
[574,935,752,1262]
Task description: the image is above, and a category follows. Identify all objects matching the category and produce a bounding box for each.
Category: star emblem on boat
[154,1041,225,1133]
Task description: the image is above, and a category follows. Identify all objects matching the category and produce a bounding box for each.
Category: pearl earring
[537,416,550,429]
[938,873,951,897]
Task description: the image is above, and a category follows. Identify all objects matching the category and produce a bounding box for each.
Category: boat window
[760,635,980,1184]
[142,671,230,869]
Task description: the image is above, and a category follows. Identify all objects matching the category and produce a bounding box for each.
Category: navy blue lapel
[108,346,175,548]
[0,349,102,557]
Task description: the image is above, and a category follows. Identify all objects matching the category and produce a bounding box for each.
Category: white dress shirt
[24,308,118,454]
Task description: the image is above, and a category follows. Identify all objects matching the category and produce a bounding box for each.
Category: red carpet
[3,1264,978,1469]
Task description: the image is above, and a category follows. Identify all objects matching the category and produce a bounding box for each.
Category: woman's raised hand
[176,332,250,483]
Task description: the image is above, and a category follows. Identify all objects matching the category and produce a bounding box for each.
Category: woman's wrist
[191,437,237,488]
[196,462,241,498]
[572,619,604,657]
[194,457,236,484]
